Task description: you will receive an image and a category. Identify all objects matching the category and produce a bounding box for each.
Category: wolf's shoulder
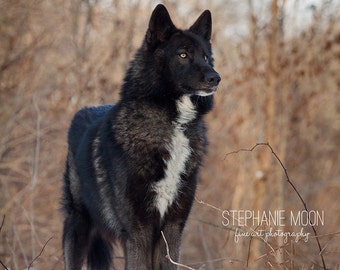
[68,105,114,151]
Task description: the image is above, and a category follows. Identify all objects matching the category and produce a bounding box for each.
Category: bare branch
[27,237,53,270]
[0,260,9,270]
[0,215,5,234]
[0,216,9,270]
[223,142,269,160]
[161,231,195,270]
[195,198,223,212]
[224,142,327,270]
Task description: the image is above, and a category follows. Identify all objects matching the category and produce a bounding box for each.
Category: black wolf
[62,4,220,270]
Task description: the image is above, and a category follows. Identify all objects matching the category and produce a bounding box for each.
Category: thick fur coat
[62,4,220,270]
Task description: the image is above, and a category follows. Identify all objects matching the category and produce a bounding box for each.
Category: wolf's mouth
[194,86,218,96]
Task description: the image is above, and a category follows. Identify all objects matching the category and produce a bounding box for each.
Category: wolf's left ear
[146,4,176,47]
[189,10,212,41]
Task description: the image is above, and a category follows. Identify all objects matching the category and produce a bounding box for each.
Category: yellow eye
[179,53,187,59]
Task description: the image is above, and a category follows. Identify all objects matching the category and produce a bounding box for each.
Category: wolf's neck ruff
[153,96,196,219]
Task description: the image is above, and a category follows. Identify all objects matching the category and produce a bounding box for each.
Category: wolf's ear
[189,10,212,41]
[146,4,176,47]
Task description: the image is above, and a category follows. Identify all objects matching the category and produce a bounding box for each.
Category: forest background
[0,0,339,269]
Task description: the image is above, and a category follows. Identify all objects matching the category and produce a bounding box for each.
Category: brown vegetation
[0,1,339,269]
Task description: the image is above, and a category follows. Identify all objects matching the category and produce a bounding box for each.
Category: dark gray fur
[62,4,220,270]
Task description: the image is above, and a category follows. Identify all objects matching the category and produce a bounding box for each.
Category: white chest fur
[153,96,196,219]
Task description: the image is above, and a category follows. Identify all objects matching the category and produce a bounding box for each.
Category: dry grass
[0,1,339,269]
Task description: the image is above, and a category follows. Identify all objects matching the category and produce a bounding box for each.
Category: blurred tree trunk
[248,0,258,72]
[70,0,97,100]
[231,0,264,263]
[231,0,289,267]
[259,0,288,267]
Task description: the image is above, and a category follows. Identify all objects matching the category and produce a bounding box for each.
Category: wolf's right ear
[189,10,212,41]
[146,4,176,48]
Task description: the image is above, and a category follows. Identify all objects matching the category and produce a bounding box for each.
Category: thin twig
[224,142,327,270]
[161,231,195,270]
[0,260,9,270]
[27,237,53,270]
[29,94,41,261]
[0,215,5,233]
[199,224,214,270]
[195,198,223,212]
[13,226,29,265]
[223,142,269,160]
[31,93,41,190]
[0,217,7,269]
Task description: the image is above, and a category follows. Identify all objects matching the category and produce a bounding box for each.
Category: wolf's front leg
[124,232,153,270]
[153,223,183,270]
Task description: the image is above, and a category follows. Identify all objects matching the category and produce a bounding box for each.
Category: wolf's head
[122,4,220,100]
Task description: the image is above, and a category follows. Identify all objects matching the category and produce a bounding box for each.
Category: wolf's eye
[179,53,187,59]
[204,55,208,62]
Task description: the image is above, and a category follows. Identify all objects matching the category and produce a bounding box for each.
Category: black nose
[205,71,221,87]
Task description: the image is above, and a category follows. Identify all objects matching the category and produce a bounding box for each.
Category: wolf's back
[67,105,113,155]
